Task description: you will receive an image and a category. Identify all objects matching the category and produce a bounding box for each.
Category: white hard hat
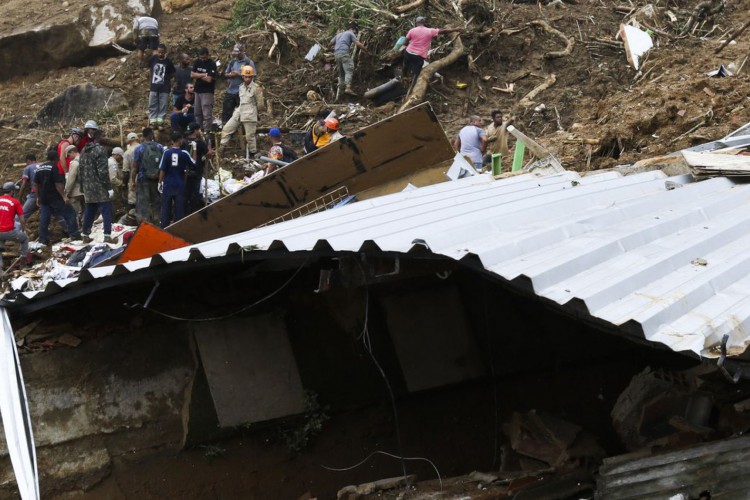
[112,147,124,156]
[84,120,98,130]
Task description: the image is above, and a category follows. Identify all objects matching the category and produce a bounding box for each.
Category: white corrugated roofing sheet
[15,169,750,358]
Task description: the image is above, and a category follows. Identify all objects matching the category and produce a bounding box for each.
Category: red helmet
[324,117,339,131]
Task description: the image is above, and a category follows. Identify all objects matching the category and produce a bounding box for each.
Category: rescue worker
[79,131,115,243]
[220,65,264,156]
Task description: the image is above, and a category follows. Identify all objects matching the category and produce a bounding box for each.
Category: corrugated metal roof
[11,169,750,358]
[596,434,750,498]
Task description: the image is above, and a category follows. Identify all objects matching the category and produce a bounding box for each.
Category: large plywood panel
[167,103,454,243]
[193,314,305,427]
[380,286,486,392]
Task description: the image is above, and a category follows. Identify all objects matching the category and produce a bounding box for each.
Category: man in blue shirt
[453,115,488,171]
[222,43,256,123]
[158,131,195,228]
[19,153,39,218]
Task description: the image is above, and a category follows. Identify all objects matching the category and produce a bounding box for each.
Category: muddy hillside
[0,0,748,176]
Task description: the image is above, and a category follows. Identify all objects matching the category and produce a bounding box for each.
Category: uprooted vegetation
[0,0,748,191]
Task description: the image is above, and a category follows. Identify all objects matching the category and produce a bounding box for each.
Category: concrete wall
[0,321,194,496]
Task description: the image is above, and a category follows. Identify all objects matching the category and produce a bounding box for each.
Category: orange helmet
[324,117,339,131]
[241,65,255,77]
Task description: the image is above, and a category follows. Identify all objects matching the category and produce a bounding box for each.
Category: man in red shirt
[57,128,82,174]
[0,181,30,270]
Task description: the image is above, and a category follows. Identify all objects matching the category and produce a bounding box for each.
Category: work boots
[344,86,357,96]
[103,235,115,244]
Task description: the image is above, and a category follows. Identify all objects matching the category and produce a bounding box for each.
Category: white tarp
[0,307,39,500]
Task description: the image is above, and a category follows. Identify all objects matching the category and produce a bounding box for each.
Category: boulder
[36,84,128,126]
[0,0,158,81]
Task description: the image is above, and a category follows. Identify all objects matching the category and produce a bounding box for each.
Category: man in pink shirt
[402,16,462,91]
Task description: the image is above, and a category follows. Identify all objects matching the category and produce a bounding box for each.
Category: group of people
[0,15,503,269]
[454,110,514,171]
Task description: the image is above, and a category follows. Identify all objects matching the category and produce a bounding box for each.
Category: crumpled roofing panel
[16,170,750,358]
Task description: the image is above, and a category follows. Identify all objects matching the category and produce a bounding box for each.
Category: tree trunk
[398,36,465,113]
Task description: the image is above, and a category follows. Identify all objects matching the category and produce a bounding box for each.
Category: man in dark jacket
[78,131,114,243]
[34,150,81,245]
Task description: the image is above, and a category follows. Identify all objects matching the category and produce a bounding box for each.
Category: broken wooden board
[682,150,750,178]
[166,102,455,244]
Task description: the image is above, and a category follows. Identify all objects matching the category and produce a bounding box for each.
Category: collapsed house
[3,112,750,499]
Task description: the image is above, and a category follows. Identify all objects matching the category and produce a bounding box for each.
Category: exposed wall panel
[193,314,305,427]
[380,286,486,392]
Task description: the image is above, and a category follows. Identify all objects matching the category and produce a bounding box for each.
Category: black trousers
[221,92,240,124]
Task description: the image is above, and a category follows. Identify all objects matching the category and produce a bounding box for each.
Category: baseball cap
[415,16,426,24]
[232,43,243,53]
[186,122,201,132]
[127,132,138,141]
[269,127,282,138]
[112,147,124,156]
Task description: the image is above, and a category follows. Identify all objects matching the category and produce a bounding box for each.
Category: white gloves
[108,189,114,198]
[157,182,163,194]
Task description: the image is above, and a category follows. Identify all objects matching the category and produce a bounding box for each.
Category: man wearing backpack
[79,131,115,243]
[263,128,298,175]
[131,127,164,224]
[159,131,195,228]
[453,115,487,171]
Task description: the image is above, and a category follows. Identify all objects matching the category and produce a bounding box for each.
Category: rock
[0,0,155,81]
[36,84,128,126]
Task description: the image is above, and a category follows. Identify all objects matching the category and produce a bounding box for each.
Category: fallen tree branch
[518,74,557,107]
[682,0,724,36]
[392,0,426,14]
[529,20,574,58]
[398,36,465,112]
[111,42,132,55]
[715,17,750,53]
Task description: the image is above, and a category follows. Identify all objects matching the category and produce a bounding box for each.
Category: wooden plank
[166,103,455,243]
[600,435,750,475]
[682,150,750,169]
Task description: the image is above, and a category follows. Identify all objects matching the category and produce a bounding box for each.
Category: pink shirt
[405,26,440,59]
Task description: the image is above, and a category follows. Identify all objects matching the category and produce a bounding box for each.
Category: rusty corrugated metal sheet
[596,435,750,498]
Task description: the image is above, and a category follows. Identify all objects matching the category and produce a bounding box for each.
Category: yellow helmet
[241,65,255,77]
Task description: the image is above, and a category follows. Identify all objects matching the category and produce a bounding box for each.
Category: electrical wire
[354,258,409,483]
[483,278,501,471]
[129,257,309,322]
[320,450,443,493]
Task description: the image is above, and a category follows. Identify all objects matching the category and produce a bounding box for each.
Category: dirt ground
[1,0,749,187]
